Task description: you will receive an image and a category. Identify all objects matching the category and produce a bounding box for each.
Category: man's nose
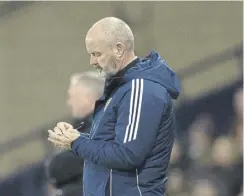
[90,56,98,65]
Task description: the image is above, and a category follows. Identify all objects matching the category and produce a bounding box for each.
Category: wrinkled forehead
[85,37,98,52]
[85,36,111,54]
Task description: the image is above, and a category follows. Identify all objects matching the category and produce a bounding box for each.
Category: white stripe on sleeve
[123,80,135,143]
[123,79,144,143]
[133,79,143,140]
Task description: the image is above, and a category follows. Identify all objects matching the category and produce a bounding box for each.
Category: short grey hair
[69,71,105,98]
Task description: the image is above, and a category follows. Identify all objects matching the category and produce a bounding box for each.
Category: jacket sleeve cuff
[71,134,88,156]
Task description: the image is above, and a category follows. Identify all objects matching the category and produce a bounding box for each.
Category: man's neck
[120,53,138,70]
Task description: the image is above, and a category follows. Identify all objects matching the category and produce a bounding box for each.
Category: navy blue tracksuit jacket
[71,50,181,196]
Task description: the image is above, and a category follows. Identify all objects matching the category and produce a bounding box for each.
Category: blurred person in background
[0,71,104,196]
[167,87,243,196]
[208,136,239,196]
[0,163,46,196]
[191,179,218,196]
[231,87,243,158]
[187,113,215,167]
[207,87,243,196]
[210,87,244,196]
[185,113,215,185]
[44,71,105,196]
[167,140,191,196]
[169,139,182,169]
[166,168,185,195]
[44,151,83,196]
[66,71,105,131]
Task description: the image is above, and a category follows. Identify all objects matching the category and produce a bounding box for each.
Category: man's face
[86,38,120,77]
[66,84,92,118]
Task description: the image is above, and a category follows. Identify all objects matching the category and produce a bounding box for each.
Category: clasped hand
[48,122,80,150]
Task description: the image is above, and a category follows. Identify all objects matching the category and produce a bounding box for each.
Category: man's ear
[115,42,125,58]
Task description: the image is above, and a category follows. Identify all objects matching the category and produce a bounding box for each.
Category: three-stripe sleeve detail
[123,79,144,143]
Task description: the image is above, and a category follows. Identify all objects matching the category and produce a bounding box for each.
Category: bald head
[86,17,134,51]
[85,17,137,77]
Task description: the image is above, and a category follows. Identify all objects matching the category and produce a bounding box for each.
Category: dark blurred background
[0,1,242,196]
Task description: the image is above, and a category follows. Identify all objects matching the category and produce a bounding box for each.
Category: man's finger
[48,138,69,149]
[49,138,70,149]
[54,127,63,135]
[66,128,80,134]
[57,122,73,130]
[48,137,63,145]
[56,122,66,131]
[48,129,56,136]
[48,130,66,142]
[48,129,60,138]
[64,122,73,129]
[48,136,69,145]
[63,129,80,139]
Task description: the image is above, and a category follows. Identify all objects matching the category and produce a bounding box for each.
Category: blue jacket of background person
[71,50,181,196]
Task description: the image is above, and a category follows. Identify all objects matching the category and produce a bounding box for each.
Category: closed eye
[91,52,101,57]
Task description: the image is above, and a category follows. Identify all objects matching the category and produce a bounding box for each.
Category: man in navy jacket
[48,17,180,196]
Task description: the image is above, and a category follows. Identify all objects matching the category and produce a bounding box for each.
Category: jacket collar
[103,58,139,99]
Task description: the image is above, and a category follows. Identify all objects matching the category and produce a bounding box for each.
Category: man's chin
[94,67,116,78]
[95,69,108,78]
